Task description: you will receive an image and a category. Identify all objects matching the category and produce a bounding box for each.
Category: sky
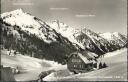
[1,0,127,34]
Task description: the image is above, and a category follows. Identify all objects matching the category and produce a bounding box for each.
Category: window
[79,65,81,68]
[78,60,81,62]
[74,65,76,67]
[74,65,78,68]
[79,65,83,68]
[72,59,81,63]
[73,54,77,57]
[72,59,74,62]
[81,65,83,68]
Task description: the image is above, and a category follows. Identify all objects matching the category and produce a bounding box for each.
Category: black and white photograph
[0,0,127,81]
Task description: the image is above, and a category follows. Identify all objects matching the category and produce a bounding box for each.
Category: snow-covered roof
[77,53,92,64]
[69,51,96,64]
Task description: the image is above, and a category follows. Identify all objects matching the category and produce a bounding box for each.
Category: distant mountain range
[0,9,127,63]
[50,20,127,55]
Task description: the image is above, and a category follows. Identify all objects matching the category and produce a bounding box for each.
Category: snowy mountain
[50,20,127,56]
[1,9,60,43]
[0,9,127,63]
[73,28,111,55]
[0,9,77,64]
[50,20,85,49]
[100,32,127,48]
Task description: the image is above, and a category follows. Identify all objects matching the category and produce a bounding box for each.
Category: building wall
[67,53,93,73]
[1,67,15,81]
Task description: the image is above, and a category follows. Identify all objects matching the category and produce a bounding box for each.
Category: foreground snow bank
[43,68,71,81]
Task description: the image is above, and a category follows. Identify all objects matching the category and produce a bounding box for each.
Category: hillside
[44,48,127,81]
[0,9,77,64]
[0,9,127,63]
[0,9,127,81]
[50,20,127,56]
[1,49,64,81]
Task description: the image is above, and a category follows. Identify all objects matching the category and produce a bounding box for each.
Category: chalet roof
[69,51,97,64]
[77,53,92,63]
[82,51,98,59]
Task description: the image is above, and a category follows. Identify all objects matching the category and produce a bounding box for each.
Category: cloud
[50,8,69,10]
[75,14,96,18]
[12,0,34,6]
[12,3,34,6]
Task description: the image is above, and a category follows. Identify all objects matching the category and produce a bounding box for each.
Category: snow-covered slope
[1,49,64,81]
[1,49,61,70]
[100,32,127,47]
[44,48,127,81]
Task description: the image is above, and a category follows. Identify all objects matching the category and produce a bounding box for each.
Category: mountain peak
[112,32,120,36]
[50,20,70,32]
[51,20,68,27]
[1,8,25,17]
[0,8,37,27]
[12,8,24,13]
